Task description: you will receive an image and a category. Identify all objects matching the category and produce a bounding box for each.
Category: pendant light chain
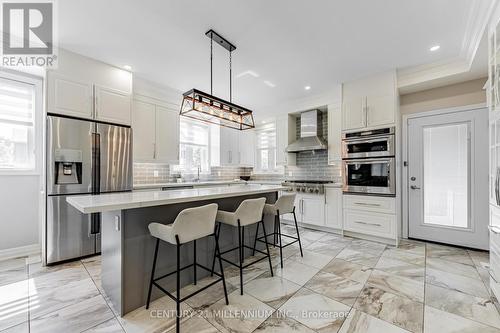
[210,37,213,95]
[229,51,232,102]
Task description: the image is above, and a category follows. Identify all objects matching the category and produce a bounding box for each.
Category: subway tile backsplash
[134,110,341,184]
[133,163,252,184]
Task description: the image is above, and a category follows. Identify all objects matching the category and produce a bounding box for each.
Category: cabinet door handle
[354,220,382,227]
[489,225,500,234]
[353,202,381,207]
[153,143,156,159]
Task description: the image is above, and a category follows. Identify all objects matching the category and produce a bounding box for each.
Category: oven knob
[308,188,314,193]
[301,187,306,192]
[314,188,320,193]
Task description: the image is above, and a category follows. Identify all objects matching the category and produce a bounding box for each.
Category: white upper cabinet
[342,97,365,130]
[155,105,179,164]
[220,127,240,166]
[342,70,397,131]
[47,72,93,119]
[46,49,133,125]
[276,115,296,166]
[366,95,395,127]
[94,85,131,125]
[238,130,255,167]
[131,78,181,164]
[132,100,156,161]
[327,104,342,164]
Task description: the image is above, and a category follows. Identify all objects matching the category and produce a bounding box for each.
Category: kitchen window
[255,123,277,172]
[0,73,41,173]
[175,118,211,173]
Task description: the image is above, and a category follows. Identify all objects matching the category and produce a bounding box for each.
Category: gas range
[281,180,333,194]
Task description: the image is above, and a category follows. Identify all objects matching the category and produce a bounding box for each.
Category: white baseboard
[0,243,41,261]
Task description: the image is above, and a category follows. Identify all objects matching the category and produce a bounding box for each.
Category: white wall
[0,176,41,252]
[0,69,44,260]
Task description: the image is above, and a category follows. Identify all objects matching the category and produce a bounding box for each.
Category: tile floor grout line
[80,258,126,333]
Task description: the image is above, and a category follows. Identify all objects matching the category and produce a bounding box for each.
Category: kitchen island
[67,184,284,316]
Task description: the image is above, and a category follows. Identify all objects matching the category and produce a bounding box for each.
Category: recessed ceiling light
[123,65,132,71]
[264,80,276,88]
[430,45,440,52]
[304,86,311,90]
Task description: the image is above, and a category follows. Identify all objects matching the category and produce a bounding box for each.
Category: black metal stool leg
[146,238,159,309]
[293,208,304,257]
[252,222,260,256]
[273,220,277,247]
[175,236,181,333]
[260,219,274,277]
[214,232,229,305]
[276,211,283,268]
[210,223,220,276]
[237,220,243,295]
[193,239,197,285]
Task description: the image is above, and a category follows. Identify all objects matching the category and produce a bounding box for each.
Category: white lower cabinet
[301,195,325,226]
[343,209,396,239]
[343,194,397,242]
[325,188,342,229]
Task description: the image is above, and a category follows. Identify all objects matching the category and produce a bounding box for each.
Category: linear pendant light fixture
[180,29,255,130]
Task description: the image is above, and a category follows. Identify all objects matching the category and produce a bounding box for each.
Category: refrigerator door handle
[92,132,101,194]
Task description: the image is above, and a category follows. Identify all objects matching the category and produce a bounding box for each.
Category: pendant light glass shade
[180,89,255,130]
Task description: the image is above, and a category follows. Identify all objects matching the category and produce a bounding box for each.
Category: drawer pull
[354,220,382,227]
[354,202,381,207]
[489,225,500,234]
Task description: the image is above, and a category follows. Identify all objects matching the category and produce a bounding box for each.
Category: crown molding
[398,0,497,92]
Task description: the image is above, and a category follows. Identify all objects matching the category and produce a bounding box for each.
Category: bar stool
[146,203,228,333]
[253,193,303,268]
[210,198,273,295]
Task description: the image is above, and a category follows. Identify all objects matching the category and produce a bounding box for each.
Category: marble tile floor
[0,227,497,333]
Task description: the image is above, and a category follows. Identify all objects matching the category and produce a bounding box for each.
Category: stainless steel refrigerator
[46,115,132,264]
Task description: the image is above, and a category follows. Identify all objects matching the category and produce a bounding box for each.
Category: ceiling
[58,0,489,113]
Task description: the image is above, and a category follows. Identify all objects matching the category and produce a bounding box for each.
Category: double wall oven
[342,127,395,196]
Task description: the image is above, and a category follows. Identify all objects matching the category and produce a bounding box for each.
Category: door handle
[410,185,421,190]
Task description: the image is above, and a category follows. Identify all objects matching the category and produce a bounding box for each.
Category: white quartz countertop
[67,184,286,214]
[133,180,246,190]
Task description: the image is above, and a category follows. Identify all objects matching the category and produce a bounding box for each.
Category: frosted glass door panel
[423,124,469,228]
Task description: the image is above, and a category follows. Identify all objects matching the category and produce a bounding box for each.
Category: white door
[407,108,489,249]
[155,105,179,164]
[132,100,156,161]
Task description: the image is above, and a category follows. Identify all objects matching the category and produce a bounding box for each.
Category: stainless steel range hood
[286,110,327,152]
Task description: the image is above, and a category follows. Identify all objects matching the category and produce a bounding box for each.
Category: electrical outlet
[153,170,159,178]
